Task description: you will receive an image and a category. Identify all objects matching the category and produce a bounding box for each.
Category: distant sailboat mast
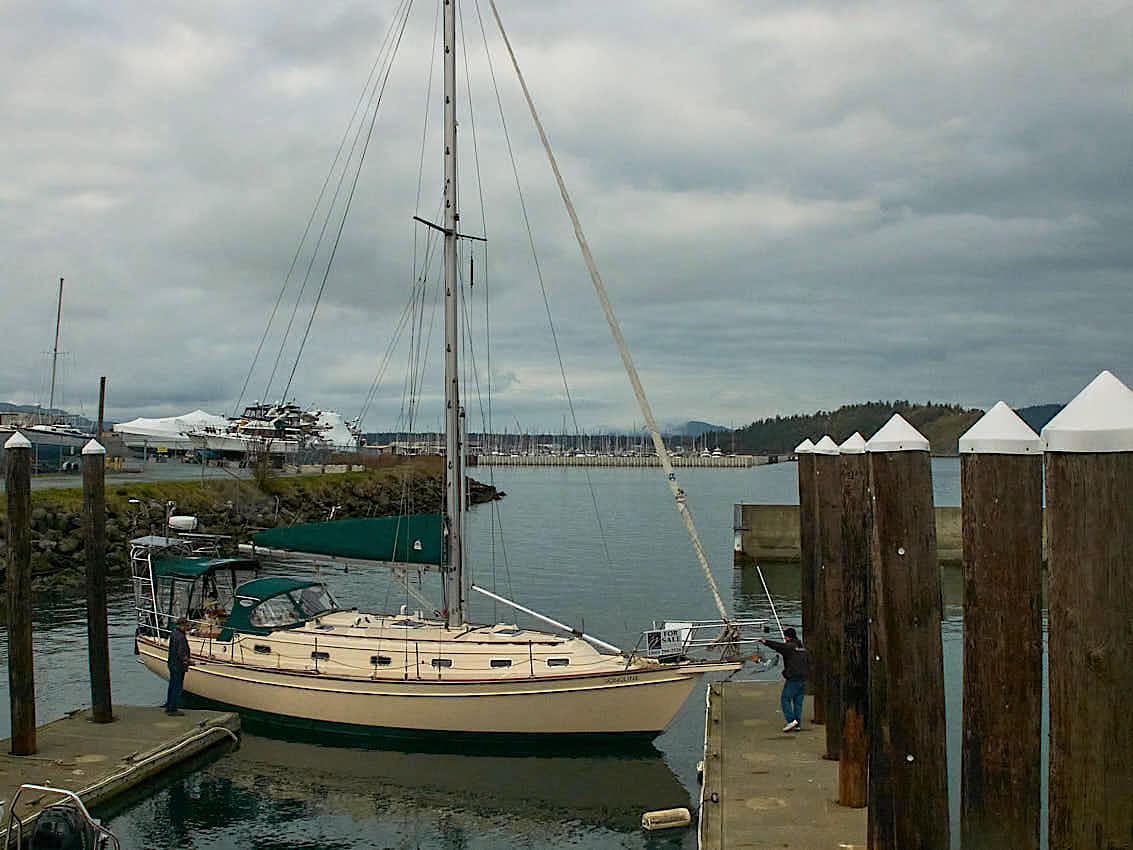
[442,0,465,628]
[48,277,64,418]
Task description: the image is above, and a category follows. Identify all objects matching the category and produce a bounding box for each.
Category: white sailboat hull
[139,637,728,737]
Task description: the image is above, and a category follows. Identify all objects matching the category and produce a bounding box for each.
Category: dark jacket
[763,637,808,681]
[168,628,191,671]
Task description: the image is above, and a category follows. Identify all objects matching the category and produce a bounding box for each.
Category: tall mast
[442,0,465,627]
[48,277,64,415]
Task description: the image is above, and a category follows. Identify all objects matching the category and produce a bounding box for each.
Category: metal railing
[2,784,121,850]
[630,617,771,663]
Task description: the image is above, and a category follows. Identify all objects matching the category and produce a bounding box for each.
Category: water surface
[1,460,1024,849]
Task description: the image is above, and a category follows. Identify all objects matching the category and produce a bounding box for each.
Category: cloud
[2,0,1130,431]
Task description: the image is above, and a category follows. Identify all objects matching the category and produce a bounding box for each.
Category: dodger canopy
[224,577,340,636]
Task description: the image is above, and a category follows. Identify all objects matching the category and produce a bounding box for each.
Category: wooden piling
[866,415,949,850]
[96,376,107,438]
[83,440,113,723]
[838,432,869,807]
[4,433,37,755]
[957,403,1042,850]
[1042,370,1133,849]
[814,435,843,759]
[796,439,824,723]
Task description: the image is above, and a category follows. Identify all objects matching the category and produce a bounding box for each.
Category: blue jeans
[781,678,805,724]
[166,664,186,712]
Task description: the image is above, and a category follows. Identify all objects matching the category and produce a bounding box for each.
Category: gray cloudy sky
[3,0,1131,432]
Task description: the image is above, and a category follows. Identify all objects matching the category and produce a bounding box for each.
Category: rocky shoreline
[0,462,501,603]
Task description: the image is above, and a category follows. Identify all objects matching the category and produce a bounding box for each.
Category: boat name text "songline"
[604,674,640,684]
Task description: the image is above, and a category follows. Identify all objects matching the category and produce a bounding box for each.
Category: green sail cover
[252,513,444,566]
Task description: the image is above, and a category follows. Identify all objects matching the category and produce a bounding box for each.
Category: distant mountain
[0,401,95,431]
[1016,404,1062,433]
[0,402,52,414]
[664,420,727,438]
[724,401,985,456]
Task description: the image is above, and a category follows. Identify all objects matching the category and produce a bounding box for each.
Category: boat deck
[699,680,865,849]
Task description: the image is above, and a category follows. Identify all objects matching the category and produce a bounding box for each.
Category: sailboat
[131,0,763,741]
[0,277,92,471]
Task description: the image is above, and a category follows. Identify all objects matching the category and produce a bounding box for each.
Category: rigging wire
[235,0,414,414]
[280,5,416,402]
[472,0,621,625]
[459,3,511,610]
[393,0,444,533]
[488,0,731,624]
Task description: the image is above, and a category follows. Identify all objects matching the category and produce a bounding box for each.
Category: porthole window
[253,644,272,655]
[311,651,330,661]
[371,655,392,666]
[546,657,570,667]
[490,659,513,668]
[430,658,453,668]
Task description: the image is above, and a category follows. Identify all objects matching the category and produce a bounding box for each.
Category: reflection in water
[104,734,691,849]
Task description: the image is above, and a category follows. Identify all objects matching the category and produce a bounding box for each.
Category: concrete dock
[699,680,865,849]
[0,705,239,832]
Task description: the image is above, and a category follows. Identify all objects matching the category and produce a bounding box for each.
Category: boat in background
[0,277,95,471]
[186,402,361,458]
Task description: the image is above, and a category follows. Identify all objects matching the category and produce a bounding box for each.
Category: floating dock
[0,705,239,832]
[699,681,865,849]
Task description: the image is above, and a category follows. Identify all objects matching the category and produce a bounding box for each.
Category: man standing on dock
[761,628,808,732]
[165,618,192,716]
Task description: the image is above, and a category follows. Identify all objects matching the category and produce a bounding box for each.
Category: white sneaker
[782,719,799,732]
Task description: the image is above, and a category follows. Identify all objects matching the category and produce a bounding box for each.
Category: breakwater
[476,453,769,467]
[735,503,966,565]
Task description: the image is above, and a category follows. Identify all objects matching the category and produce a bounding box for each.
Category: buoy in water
[641,807,692,831]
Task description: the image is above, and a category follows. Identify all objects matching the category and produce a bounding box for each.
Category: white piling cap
[866,413,930,453]
[4,431,32,450]
[1042,370,1133,453]
[958,402,1041,454]
[813,435,839,455]
[794,438,815,454]
[82,439,107,455]
[839,432,867,454]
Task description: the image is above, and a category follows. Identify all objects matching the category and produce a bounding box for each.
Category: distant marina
[475,452,771,468]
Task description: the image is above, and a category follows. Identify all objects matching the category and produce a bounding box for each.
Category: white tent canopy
[113,409,229,449]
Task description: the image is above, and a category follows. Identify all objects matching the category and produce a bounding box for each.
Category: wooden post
[1042,370,1133,848]
[83,439,113,722]
[958,403,1042,850]
[96,376,107,438]
[866,415,949,849]
[5,432,37,755]
[796,438,824,723]
[814,435,843,758]
[838,431,869,807]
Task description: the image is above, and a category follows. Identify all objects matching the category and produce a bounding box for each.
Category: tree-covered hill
[720,401,985,456]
